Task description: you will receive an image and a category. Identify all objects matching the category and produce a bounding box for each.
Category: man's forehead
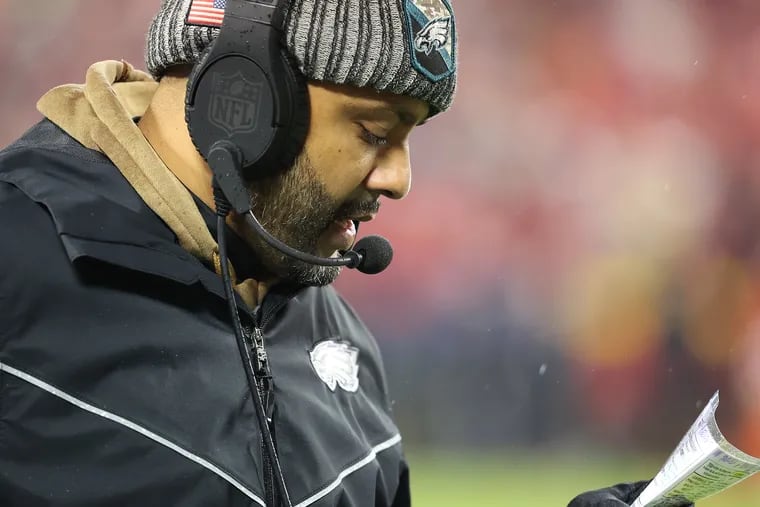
[315,82,430,126]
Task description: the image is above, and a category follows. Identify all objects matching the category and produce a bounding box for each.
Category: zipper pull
[250,326,266,369]
[250,325,276,425]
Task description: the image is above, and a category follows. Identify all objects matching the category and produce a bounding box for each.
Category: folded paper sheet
[632,391,760,507]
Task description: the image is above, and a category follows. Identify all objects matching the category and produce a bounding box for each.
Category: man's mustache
[333,199,381,221]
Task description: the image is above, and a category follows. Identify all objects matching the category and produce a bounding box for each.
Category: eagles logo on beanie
[145,0,457,115]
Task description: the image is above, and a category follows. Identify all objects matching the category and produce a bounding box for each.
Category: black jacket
[0,120,410,506]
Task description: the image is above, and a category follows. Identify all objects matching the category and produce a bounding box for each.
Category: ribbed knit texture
[145,0,457,114]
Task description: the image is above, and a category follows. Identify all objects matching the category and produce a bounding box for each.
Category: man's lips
[322,219,357,253]
[319,203,379,255]
[332,218,356,231]
[330,212,376,232]
[352,213,377,223]
[334,199,380,226]
[323,213,374,251]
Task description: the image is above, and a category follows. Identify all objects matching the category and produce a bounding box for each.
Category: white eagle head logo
[310,341,360,393]
[414,17,451,56]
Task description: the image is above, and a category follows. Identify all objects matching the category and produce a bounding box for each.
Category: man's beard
[238,152,378,287]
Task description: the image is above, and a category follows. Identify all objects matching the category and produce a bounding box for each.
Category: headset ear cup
[183,18,309,181]
[185,45,308,179]
[237,49,309,180]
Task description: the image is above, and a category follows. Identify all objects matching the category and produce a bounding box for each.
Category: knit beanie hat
[145,0,457,115]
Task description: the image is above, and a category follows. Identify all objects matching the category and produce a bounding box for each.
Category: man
[0,1,677,506]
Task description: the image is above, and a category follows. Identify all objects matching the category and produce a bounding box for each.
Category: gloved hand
[567,480,694,506]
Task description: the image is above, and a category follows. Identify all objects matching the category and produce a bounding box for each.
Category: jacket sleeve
[0,181,61,505]
[2,174,57,337]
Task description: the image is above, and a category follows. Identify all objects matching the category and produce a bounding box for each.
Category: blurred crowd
[2,0,760,457]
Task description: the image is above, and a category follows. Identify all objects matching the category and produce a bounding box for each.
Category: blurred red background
[2,0,759,458]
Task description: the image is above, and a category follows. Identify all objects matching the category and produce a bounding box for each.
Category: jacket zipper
[246,292,294,506]
[249,323,277,506]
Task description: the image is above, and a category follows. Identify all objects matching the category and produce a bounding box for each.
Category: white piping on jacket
[1,361,403,507]
[294,433,403,507]
[0,361,266,506]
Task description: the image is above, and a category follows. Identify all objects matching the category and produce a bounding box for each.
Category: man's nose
[363,144,412,200]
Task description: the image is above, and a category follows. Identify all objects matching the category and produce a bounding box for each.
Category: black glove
[567,480,693,506]
[568,480,649,506]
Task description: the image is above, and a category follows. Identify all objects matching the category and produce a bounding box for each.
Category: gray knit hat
[145,0,457,115]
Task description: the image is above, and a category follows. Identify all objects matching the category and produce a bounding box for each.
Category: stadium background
[2,1,759,504]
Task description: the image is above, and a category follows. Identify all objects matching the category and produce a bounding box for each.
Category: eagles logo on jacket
[0,61,410,507]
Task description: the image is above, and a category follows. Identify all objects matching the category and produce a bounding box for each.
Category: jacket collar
[36,60,219,271]
[0,119,264,314]
[27,59,274,310]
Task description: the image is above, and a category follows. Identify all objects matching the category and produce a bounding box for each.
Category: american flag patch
[187,0,227,27]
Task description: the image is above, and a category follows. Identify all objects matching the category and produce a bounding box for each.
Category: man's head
[239,81,428,285]
[143,0,457,286]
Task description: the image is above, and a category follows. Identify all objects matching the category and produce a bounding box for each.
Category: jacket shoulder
[0,180,61,251]
[0,181,72,347]
[0,121,109,260]
[0,119,107,165]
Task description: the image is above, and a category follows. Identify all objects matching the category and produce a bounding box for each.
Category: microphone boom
[243,211,394,274]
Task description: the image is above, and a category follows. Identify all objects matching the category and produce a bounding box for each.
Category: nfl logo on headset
[209,71,263,136]
[405,0,456,82]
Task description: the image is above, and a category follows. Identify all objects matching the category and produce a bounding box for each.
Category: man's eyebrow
[349,103,428,127]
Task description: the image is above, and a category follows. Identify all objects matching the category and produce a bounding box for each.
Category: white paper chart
[631,391,760,507]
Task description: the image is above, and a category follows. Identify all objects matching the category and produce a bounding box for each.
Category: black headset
[185,0,308,182]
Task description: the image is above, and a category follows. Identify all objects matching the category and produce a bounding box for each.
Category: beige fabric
[36,59,260,308]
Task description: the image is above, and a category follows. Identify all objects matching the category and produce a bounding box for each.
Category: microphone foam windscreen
[354,235,394,274]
